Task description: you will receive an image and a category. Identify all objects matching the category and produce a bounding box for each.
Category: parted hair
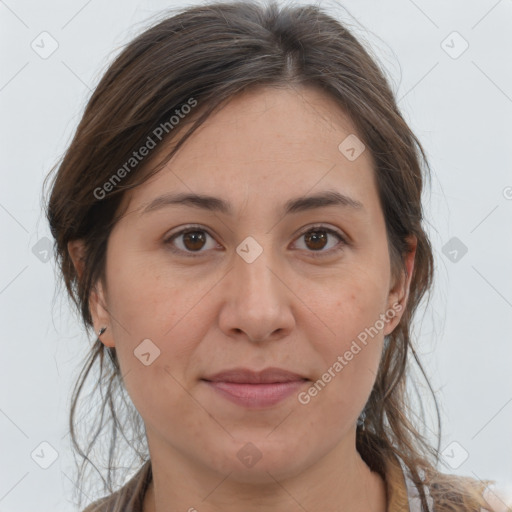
[44,1,496,510]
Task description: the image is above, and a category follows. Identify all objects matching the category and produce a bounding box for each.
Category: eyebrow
[139,190,364,217]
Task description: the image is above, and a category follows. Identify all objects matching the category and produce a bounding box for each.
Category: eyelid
[163,224,220,258]
[164,223,348,257]
[291,224,348,257]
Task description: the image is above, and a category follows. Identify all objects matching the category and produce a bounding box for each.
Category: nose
[217,245,295,343]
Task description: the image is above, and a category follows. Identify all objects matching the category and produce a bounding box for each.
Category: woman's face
[79,85,414,483]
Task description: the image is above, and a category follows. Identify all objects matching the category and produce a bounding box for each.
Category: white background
[1,0,511,510]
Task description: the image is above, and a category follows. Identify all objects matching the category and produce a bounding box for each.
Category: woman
[43,1,505,511]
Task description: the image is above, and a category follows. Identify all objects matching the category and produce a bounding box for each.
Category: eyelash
[163,224,348,259]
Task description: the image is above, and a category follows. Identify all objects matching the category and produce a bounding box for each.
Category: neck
[143,429,387,512]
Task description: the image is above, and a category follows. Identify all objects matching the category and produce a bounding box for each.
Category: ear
[67,240,115,347]
[383,235,417,336]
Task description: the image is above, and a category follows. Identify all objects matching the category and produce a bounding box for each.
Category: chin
[205,437,314,484]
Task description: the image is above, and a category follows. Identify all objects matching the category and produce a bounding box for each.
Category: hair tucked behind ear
[44,1,496,509]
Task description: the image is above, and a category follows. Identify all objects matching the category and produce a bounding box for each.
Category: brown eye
[182,231,207,251]
[165,227,219,256]
[304,230,329,251]
[165,225,346,258]
[293,226,346,257]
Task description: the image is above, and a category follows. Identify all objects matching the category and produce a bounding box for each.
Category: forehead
[121,85,377,217]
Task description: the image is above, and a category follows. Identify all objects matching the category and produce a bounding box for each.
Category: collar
[384,452,434,512]
[384,451,411,511]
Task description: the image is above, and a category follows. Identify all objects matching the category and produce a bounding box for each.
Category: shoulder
[422,471,511,512]
[481,482,512,512]
[387,452,510,512]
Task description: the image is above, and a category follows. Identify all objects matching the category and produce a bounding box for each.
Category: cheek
[121,360,207,450]
[301,328,384,431]
[301,271,388,413]
[308,265,389,351]
[105,243,214,341]
[103,255,204,409]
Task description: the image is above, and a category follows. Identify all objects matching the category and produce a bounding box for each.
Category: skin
[69,85,416,512]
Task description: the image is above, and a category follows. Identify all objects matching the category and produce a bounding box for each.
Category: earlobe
[384,235,417,336]
[68,240,114,348]
[89,280,115,348]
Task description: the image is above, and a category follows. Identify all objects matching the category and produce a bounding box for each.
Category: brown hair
[44,0,494,510]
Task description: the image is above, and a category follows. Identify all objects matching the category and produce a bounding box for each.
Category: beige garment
[81,453,418,512]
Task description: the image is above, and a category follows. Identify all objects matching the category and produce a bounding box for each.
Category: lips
[202,367,308,384]
[201,367,309,408]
